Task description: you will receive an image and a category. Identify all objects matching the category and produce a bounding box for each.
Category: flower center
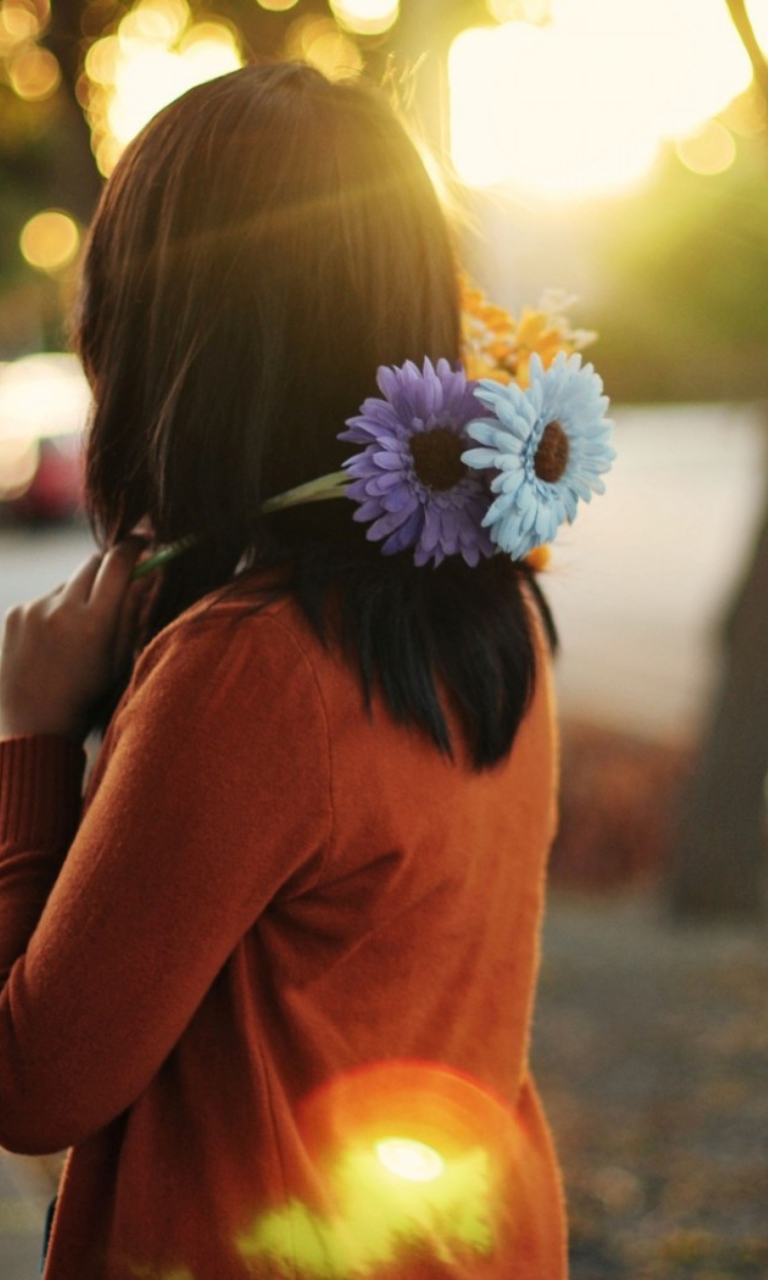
[534,421,569,483]
[410,427,467,491]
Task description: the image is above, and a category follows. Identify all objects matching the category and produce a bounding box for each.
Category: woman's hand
[0,540,148,742]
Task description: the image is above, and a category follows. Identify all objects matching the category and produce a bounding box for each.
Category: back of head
[79,62,460,561]
[77,61,551,766]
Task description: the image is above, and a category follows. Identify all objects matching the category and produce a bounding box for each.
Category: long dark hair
[77,62,555,767]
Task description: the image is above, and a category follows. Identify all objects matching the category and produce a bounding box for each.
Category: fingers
[57,553,103,605]
[0,538,152,741]
[110,576,152,679]
[88,538,148,618]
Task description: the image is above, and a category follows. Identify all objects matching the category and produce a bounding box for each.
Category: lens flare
[375,1137,445,1182]
[449,0,761,199]
[237,1062,516,1277]
[329,0,399,37]
[676,121,737,176]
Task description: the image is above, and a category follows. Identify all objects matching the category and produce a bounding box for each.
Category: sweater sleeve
[0,608,333,1155]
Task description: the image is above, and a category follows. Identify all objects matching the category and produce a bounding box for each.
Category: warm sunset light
[375,1137,446,1183]
[20,210,80,273]
[676,120,738,176]
[450,0,768,199]
[284,16,362,80]
[329,0,399,37]
[0,0,41,46]
[8,46,60,100]
[82,0,243,175]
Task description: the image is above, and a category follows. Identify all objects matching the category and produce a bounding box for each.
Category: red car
[0,353,89,521]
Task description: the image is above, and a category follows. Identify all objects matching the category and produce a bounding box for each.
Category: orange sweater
[0,589,566,1280]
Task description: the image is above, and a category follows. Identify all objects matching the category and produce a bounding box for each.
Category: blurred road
[0,521,96,616]
[541,401,767,742]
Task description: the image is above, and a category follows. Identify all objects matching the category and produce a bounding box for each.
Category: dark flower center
[534,421,570,483]
[410,427,467,491]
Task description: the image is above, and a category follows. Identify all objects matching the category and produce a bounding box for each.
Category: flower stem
[129,472,349,580]
[261,470,348,513]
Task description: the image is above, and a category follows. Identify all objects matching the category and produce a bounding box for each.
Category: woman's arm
[0,591,333,1156]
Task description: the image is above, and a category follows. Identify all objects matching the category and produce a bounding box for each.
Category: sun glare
[375,1137,446,1183]
[329,0,400,37]
[450,0,768,199]
[82,0,243,174]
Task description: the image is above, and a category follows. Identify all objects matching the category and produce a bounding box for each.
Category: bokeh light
[82,0,244,175]
[0,354,90,440]
[0,355,89,506]
[8,46,60,99]
[20,210,80,273]
[676,121,737,176]
[721,85,768,138]
[486,0,552,22]
[329,0,399,38]
[0,0,40,45]
[284,16,362,80]
[449,0,768,198]
[0,436,39,501]
[256,0,300,10]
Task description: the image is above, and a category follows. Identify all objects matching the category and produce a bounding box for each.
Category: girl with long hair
[0,61,610,1280]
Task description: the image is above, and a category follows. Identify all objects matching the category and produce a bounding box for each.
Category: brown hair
[78,63,459,560]
[77,61,553,765]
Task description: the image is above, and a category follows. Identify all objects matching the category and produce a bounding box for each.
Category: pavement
[535,892,768,1280]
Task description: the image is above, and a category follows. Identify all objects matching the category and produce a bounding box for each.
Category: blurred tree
[1,0,487,355]
[669,0,768,919]
[589,134,768,403]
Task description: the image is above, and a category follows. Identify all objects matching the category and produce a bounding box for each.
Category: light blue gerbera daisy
[461,351,615,559]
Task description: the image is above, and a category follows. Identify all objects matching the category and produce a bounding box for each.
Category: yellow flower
[459,274,596,389]
[524,543,551,573]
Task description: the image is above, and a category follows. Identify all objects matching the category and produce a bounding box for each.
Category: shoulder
[105,588,336,780]
[130,588,325,702]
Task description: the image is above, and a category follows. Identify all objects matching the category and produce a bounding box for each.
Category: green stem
[260,470,348,513]
[129,471,349,580]
[130,536,197,579]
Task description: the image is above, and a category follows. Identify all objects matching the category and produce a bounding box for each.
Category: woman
[0,62,586,1279]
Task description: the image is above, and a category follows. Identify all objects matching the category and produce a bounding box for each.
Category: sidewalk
[533,892,768,1280]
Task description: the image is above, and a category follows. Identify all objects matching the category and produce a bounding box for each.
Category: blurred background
[1,1,768,1276]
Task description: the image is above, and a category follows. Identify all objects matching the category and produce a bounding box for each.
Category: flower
[460,273,597,389]
[338,357,496,567]
[461,351,615,560]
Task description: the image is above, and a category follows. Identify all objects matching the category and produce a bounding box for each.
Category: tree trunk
[669,3,768,918]
[670,438,768,917]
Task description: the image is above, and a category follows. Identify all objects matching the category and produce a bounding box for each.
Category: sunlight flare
[450,0,768,198]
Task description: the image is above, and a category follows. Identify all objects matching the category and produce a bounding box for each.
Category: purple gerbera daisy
[338,357,495,567]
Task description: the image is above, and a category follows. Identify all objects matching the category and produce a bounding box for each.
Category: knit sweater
[0,588,566,1280]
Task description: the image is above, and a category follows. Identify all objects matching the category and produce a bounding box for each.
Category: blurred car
[0,353,90,522]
